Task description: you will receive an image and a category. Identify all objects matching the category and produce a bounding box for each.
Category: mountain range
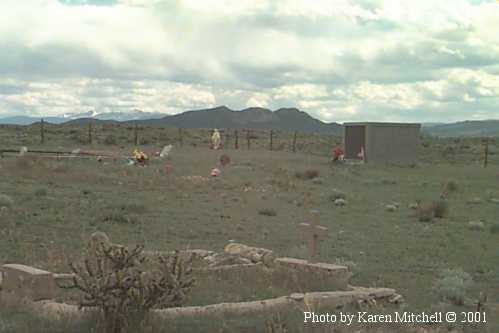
[0,109,164,125]
[133,106,342,135]
[0,106,343,135]
[0,106,498,137]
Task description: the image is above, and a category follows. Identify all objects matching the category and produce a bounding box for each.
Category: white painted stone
[468,220,485,231]
[408,203,419,210]
[385,204,397,212]
[334,198,346,206]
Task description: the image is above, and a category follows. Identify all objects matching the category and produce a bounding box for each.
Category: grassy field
[0,124,498,332]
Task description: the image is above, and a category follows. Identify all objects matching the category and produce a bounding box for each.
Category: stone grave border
[0,243,403,320]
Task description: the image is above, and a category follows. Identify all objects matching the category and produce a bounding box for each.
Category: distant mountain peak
[275,107,300,113]
[242,107,271,113]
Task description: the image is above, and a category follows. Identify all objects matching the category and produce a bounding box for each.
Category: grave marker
[1,264,56,300]
[299,210,328,263]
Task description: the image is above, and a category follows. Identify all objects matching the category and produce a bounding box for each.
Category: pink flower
[211,168,221,177]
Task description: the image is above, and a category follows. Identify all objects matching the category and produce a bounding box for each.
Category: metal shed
[343,122,421,164]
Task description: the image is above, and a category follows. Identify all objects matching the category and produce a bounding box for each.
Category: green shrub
[433,268,473,306]
[490,223,499,234]
[415,201,434,222]
[433,199,449,218]
[329,189,346,201]
[444,180,459,193]
[34,187,48,197]
[0,194,14,208]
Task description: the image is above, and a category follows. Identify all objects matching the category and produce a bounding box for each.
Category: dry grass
[259,208,277,217]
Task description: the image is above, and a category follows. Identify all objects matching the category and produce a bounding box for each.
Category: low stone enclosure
[0,242,403,323]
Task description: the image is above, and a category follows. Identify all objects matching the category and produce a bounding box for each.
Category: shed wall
[365,125,420,164]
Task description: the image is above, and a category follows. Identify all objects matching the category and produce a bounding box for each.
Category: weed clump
[220,154,231,167]
[103,135,117,145]
[294,169,319,180]
[102,211,139,224]
[415,199,449,222]
[259,208,277,217]
[14,156,43,171]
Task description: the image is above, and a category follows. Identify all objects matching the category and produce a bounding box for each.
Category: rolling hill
[422,120,499,137]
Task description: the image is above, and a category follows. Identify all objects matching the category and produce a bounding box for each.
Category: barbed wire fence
[0,120,497,165]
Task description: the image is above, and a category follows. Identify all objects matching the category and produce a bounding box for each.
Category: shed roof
[343,122,421,128]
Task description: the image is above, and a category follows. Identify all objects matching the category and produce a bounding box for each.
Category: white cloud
[0,0,498,122]
[246,93,270,108]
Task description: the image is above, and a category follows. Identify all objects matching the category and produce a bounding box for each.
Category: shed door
[345,125,365,159]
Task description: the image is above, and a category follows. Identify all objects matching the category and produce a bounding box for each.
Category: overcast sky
[0,0,498,123]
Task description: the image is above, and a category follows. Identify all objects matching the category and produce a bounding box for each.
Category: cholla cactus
[68,234,195,333]
[265,314,288,333]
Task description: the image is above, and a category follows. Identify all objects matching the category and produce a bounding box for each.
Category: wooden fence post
[483,138,489,168]
[40,118,45,145]
[292,131,297,153]
[88,121,93,145]
[134,122,138,146]
[269,129,273,151]
[246,129,250,150]
[235,130,239,149]
[178,128,183,146]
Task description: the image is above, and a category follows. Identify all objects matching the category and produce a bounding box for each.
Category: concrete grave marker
[299,210,328,263]
[1,264,56,301]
